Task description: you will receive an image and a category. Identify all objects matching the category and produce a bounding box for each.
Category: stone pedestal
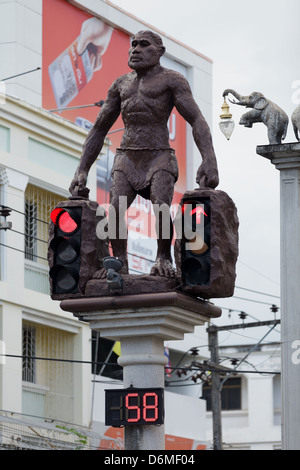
[60,292,221,450]
[257,142,300,450]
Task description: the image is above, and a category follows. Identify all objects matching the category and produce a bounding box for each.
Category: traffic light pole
[207,326,222,450]
[61,292,221,450]
[257,142,300,450]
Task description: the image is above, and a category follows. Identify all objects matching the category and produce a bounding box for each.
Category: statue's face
[128,33,162,71]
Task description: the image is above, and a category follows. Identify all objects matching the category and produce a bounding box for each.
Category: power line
[48,100,104,112]
[0,242,48,262]
[4,205,50,225]
[235,285,280,299]
[0,352,280,376]
[1,352,116,367]
[2,208,282,304]
[10,227,48,244]
[1,67,41,82]
[0,234,281,305]
[238,259,280,287]
[231,295,278,306]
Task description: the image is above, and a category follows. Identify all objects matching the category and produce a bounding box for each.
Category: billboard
[99,426,209,450]
[42,0,187,273]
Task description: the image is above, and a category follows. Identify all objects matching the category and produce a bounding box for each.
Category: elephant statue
[223,89,289,145]
[291,104,300,141]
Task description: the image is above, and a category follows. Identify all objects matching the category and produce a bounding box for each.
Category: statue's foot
[150,258,175,278]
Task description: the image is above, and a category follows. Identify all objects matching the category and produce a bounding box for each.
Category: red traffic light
[181,200,208,224]
[50,208,80,234]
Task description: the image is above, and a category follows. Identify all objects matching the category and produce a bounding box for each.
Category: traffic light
[49,206,82,295]
[48,199,106,300]
[180,197,211,287]
[176,189,239,299]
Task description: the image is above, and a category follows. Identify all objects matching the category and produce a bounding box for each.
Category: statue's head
[128,30,166,71]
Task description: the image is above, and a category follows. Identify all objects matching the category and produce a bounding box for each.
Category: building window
[22,321,75,422]
[0,125,10,152]
[25,200,38,262]
[91,332,123,380]
[24,184,63,265]
[202,377,242,411]
[24,184,64,293]
[22,324,36,383]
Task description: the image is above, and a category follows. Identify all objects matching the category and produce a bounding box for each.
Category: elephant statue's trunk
[223,89,248,106]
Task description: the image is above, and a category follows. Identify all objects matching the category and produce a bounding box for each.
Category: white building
[0,0,282,450]
[0,94,94,448]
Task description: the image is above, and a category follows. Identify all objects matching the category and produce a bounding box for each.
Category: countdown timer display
[105,388,164,426]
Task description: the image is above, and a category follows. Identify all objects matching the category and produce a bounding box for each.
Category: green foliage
[56,425,88,450]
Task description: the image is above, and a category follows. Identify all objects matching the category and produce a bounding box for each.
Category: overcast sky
[111,0,300,345]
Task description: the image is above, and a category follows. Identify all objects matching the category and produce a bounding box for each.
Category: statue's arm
[172,74,219,189]
[69,79,121,196]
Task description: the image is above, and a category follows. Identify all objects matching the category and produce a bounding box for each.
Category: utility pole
[207,325,222,450]
[206,318,280,450]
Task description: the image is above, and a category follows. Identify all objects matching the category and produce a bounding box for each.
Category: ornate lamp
[219,97,235,140]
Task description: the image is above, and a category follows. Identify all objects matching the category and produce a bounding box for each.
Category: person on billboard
[48,17,113,109]
[77,17,113,72]
[69,30,219,278]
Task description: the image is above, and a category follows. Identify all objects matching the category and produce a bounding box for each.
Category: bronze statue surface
[69,30,219,279]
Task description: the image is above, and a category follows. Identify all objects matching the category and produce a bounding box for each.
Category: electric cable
[48,100,104,112]
[1,67,41,82]
[0,242,48,262]
[0,352,281,376]
[10,227,48,244]
[235,285,280,299]
[1,208,282,305]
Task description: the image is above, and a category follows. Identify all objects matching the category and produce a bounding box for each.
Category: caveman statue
[69,30,219,279]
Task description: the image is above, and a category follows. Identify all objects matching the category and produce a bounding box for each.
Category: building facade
[0,94,95,448]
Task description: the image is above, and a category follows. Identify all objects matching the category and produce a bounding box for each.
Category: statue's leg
[240,109,260,127]
[149,171,176,278]
[109,170,137,273]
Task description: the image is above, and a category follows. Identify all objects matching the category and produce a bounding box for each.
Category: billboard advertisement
[42,0,187,273]
[99,426,209,450]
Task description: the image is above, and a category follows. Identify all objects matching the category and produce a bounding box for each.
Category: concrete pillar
[61,292,221,450]
[119,335,166,450]
[257,143,300,450]
[247,374,274,439]
[73,323,92,427]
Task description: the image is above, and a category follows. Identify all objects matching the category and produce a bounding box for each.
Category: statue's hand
[196,161,219,190]
[69,170,90,198]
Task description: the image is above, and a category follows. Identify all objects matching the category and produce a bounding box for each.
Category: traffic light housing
[175,189,239,299]
[180,197,211,287]
[48,199,107,300]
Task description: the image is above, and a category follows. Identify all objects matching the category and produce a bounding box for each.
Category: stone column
[61,292,221,450]
[257,143,300,450]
